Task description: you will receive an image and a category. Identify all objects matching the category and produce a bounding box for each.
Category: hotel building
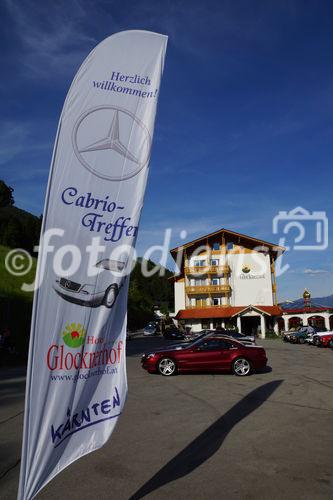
[171,228,284,338]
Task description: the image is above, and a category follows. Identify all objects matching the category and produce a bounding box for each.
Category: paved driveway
[1,339,333,499]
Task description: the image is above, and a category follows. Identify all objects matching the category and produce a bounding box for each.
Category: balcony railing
[186,304,231,309]
[185,265,230,275]
[185,284,231,294]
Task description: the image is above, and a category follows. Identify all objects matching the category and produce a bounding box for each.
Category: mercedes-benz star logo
[72,105,151,181]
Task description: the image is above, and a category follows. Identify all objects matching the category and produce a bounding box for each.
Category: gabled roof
[170,227,285,264]
[231,305,276,317]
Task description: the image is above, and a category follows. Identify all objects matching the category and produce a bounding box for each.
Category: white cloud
[0,120,51,166]
[4,0,97,80]
[303,268,330,275]
[0,121,29,164]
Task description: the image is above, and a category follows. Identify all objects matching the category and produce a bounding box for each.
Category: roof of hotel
[175,305,282,320]
[170,227,285,262]
[281,306,333,314]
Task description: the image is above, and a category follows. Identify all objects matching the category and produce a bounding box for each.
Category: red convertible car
[316,332,333,348]
[141,334,267,377]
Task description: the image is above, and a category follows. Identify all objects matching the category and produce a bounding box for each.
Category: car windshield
[95,259,126,271]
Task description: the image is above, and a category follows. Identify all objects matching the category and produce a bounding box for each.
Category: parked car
[312,331,333,347]
[141,333,267,377]
[143,322,160,336]
[183,330,213,341]
[284,326,319,343]
[163,327,186,340]
[283,328,299,342]
[217,329,256,345]
[289,326,318,344]
[306,330,328,345]
[185,329,255,344]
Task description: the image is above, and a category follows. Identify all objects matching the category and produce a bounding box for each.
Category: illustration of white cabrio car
[53,259,126,308]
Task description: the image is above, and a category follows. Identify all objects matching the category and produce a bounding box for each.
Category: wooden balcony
[185,284,231,295]
[185,265,230,275]
[210,265,230,275]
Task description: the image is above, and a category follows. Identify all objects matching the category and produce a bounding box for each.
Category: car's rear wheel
[313,337,320,346]
[232,357,252,376]
[104,283,119,308]
[299,337,305,344]
[158,358,176,376]
[329,339,333,348]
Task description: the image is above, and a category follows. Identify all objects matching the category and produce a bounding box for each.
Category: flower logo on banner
[242,265,251,274]
[72,105,151,181]
[62,323,86,348]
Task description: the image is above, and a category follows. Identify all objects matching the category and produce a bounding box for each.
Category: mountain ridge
[280,294,333,310]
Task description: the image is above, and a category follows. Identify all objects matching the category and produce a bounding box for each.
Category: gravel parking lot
[1,338,333,499]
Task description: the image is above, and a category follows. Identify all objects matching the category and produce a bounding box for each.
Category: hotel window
[193,278,206,286]
[194,259,205,267]
[213,298,221,306]
[211,259,219,266]
[212,242,220,250]
[211,277,220,286]
[227,242,234,250]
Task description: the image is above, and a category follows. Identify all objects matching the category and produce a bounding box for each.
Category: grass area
[0,245,36,302]
[0,246,35,358]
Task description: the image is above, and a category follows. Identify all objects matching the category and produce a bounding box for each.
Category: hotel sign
[240,264,265,280]
[239,273,266,280]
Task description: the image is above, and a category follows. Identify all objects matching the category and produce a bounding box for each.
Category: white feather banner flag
[18,30,167,499]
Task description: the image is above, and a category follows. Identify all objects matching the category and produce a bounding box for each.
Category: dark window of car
[197,339,232,351]
[219,340,235,349]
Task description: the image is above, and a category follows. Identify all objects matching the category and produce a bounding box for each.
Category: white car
[53,259,126,308]
[305,330,329,345]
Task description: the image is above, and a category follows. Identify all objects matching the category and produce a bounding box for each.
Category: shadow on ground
[129,379,283,499]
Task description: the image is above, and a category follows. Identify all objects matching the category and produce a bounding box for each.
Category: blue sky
[1,0,333,301]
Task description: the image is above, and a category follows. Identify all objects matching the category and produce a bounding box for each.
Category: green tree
[127,258,174,330]
[2,217,22,248]
[0,180,14,208]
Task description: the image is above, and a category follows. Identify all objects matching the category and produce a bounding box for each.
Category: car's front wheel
[299,337,305,344]
[329,339,333,348]
[158,358,177,376]
[103,283,119,308]
[232,357,252,376]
